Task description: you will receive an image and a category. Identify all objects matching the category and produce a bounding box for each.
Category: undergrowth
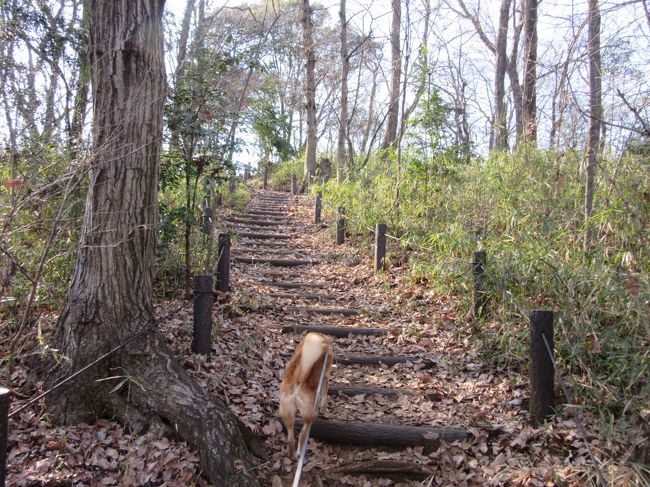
[298,146,649,463]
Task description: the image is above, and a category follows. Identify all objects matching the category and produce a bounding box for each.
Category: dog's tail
[298,332,330,383]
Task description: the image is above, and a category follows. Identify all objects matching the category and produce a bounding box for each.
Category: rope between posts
[8,298,195,419]
[541,332,608,487]
[292,349,330,487]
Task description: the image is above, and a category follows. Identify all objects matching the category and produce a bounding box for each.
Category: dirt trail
[4,187,597,486]
[212,189,588,486]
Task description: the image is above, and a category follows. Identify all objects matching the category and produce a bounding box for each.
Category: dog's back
[279,332,333,457]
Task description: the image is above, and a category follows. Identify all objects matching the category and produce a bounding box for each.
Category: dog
[279,332,334,458]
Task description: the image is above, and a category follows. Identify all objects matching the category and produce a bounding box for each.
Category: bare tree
[584,0,602,251]
[522,0,538,144]
[302,0,318,182]
[381,0,402,150]
[337,0,349,182]
[494,0,512,150]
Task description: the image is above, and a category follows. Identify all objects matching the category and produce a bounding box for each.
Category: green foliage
[250,78,295,166]
[269,156,303,191]
[0,145,84,311]
[317,146,649,449]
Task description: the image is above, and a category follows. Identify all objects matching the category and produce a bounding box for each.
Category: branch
[616,90,650,136]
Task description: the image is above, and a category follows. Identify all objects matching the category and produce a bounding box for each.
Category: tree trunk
[522,0,538,145]
[361,67,378,155]
[337,0,349,183]
[42,2,259,485]
[69,0,90,151]
[584,0,602,252]
[507,8,524,146]
[302,0,317,183]
[381,0,401,151]
[493,0,512,151]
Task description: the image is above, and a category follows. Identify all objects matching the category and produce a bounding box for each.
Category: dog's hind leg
[279,394,297,458]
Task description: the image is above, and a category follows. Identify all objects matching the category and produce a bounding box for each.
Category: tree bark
[42,2,259,485]
[381,0,401,151]
[584,0,602,252]
[301,0,317,183]
[522,0,538,145]
[494,0,512,151]
[337,0,349,182]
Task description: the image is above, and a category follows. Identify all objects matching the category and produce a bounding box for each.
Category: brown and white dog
[279,332,334,458]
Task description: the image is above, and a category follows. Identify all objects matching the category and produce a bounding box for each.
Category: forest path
[212,188,543,486]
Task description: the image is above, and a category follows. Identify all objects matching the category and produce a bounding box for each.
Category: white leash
[291,349,329,487]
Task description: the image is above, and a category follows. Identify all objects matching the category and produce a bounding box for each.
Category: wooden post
[314,192,322,224]
[471,251,487,318]
[291,174,297,195]
[0,388,10,487]
[216,191,222,207]
[336,207,345,245]
[374,223,387,272]
[192,275,213,355]
[201,204,213,235]
[530,309,554,426]
[229,177,236,193]
[216,233,231,292]
[263,165,269,189]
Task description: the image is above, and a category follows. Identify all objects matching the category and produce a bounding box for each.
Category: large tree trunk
[584,0,602,252]
[522,0,538,145]
[381,0,401,151]
[493,0,512,151]
[302,0,317,183]
[42,1,259,485]
[337,0,349,183]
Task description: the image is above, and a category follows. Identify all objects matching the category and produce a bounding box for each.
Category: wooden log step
[328,386,440,401]
[259,270,303,278]
[329,385,405,396]
[238,213,287,222]
[235,248,309,255]
[332,460,433,480]
[337,355,437,368]
[248,206,287,211]
[259,280,325,289]
[270,292,337,301]
[234,257,318,267]
[295,419,470,448]
[226,217,283,226]
[240,240,290,248]
[245,211,287,218]
[281,324,386,337]
[256,199,288,204]
[288,306,358,316]
[237,232,292,240]
[231,225,289,234]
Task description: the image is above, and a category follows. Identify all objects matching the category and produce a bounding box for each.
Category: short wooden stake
[216,191,222,207]
[263,165,269,189]
[192,275,213,355]
[291,174,297,195]
[201,205,213,235]
[0,388,10,487]
[314,192,322,224]
[471,251,487,318]
[530,309,554,426]
[374,223,387,272]
[229,177,236,193]
[336,207,345,245]
[216,233,231,292]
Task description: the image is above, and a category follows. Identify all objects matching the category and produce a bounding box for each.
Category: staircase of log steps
[228,189,470,482]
